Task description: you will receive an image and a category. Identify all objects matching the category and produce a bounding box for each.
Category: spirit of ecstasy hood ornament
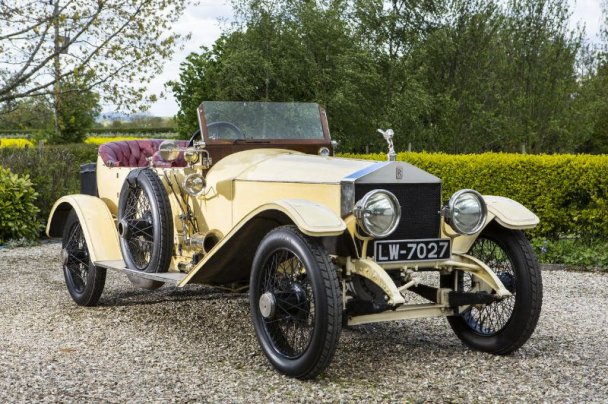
[377,128,396,161]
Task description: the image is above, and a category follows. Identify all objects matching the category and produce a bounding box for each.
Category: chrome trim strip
[342,162,389,183]
[340,181,355,216]
[340,162,388,216]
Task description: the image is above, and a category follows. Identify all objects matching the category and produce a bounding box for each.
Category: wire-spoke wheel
[118,169,173,289]
[444,223,543,355]
[250,226,341,379]
[62,210,106,306]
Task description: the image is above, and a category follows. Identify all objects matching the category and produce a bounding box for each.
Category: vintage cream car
[47,101,543,379]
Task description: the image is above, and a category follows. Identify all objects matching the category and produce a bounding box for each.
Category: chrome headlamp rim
[354,189,401,239]
[443,189,487,235]
[182,172,206,196]
[184,147,200,164]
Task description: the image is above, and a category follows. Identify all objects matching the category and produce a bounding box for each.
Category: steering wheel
[188,122,245,146]
[207,121,244,140]
[188,129,201,146]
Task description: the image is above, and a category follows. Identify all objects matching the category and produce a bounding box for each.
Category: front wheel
[444,223,543,355]
[249,225,342,379]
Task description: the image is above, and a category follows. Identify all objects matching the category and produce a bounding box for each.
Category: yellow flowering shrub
[0,138,34,148]
[84,136,141,145]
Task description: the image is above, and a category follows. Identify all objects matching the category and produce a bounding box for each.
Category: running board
[95,260,187,285]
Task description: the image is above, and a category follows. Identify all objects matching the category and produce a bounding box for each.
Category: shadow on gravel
[98,285,247,307]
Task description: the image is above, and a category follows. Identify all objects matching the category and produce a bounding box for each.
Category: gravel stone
[1,242,607,402]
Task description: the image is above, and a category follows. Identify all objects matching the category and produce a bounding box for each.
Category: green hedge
[0,166,40,243]
[1,146,607,241]
[0,144,98,229]
[340,152,608,239]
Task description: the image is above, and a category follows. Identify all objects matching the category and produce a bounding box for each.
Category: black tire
[118,168,173,289]
[62,210,106,306]
[444,223,543,355]
[249,225,342,379]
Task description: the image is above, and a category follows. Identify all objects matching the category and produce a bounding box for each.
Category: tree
[46,79,100,144]
[0,0,191,111]
[574,3,608,153]
[170,0,591,154]
[170,0,384,151]
[498,0,581,153]
[0,98,54,130]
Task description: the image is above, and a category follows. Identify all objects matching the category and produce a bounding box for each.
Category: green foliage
[0,98,54,131]
[0,0,191,111]
[340,152,608,239]
[171,0,599,153]
[533,238,608,271]
[0,144,98,228]
[0,166,40,243]
[169,0,384,149]
[46,80,101,144]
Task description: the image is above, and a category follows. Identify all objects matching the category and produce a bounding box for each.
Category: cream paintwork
[46,195,121,262]
[94,148,367,239]
[485,195,540,229]
[89,149,350,275]
[232,182,342,225]
[96,156,131,215]
[236,152,375,183]
[50,146,537,322]
[450,195,540,253]
[177,199,347,287]
[340,257,406,305]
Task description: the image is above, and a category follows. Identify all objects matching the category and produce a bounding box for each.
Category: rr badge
[396,166,403,180]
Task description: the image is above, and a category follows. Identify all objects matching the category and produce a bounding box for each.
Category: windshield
[202,101,325,141]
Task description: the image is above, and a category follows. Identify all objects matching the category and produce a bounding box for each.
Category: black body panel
[80,162,98,196]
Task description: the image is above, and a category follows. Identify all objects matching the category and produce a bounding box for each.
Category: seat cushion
[98,140,188,168]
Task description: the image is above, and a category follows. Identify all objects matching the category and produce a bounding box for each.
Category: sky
[142,0,605,117]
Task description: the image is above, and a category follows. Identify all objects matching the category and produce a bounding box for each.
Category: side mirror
[158,140,181,162]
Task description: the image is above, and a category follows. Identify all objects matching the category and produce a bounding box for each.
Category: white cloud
[146,1,233,116]
[571,0,604,41]
[145,0,605,117]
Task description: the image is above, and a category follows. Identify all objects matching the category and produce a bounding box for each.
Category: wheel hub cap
[259,292,276,319]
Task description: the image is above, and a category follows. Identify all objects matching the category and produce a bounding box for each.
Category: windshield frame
[197,101,331,144]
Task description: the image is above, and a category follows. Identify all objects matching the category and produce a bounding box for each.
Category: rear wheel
[62,211,106,306]
[118,168,173,289]
[249,226,342,379]
[444,223,542,354]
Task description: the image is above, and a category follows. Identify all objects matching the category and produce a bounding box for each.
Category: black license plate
[374,238,451,263]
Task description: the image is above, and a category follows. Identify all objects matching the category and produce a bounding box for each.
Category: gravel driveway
[1,242,607,403]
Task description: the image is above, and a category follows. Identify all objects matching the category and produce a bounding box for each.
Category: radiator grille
[355,182,441,241]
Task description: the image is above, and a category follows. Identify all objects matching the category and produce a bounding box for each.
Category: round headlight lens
[354,190,401,238]
[183,173,206,196]
[444,190,487,235]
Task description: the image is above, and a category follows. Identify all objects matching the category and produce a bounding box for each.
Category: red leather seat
[98,140,188,168]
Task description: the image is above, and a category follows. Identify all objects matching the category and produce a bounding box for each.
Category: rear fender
[46,195,122,262]
[451,195,539,253]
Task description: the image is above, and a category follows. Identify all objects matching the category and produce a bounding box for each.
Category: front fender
[484,195,539,230]
[451,195,539,253]
[178,199,345,286]
[258,199,346,236]
[46,195,121,262]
